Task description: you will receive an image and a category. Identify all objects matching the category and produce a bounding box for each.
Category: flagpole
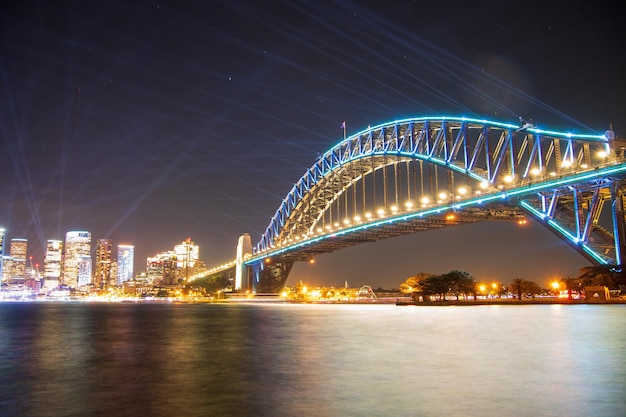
[342,121,346,140]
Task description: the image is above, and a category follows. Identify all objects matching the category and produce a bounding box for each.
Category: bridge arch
[244,116,625,293]
[258,118,614,247]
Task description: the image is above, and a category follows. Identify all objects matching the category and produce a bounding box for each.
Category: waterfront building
[43,240,63,291]
[9,238,28,280]
[0,228,5,282]
[146,251,179,285]
[146,256,164,285]
[117,244,134,285]
[95,239,112,290]
[146,253,169,285]
[24,277,41,293]
[163,258,178,286]
[174,238,199,284]
[63,231,91,288]
[77,255,93,289]
[122,278,152,295]
[110,261,118,288]
[2,257,11,283]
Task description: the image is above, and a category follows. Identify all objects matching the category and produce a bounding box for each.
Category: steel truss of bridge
[202,116,626,294]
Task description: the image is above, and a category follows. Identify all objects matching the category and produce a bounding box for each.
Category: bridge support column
[611,181,626,265]
[235,234,252,291]
[252,258,294,294]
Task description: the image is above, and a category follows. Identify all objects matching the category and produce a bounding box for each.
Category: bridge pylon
[250,257,294,294]
[235,233,252,291]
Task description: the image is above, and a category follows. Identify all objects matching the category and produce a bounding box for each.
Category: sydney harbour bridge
[199,116,626,294]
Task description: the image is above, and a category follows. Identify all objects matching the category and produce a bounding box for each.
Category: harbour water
[0,302,624,417]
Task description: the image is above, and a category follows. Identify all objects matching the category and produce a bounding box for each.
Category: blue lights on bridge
[247,161,626,265]
[203,116,626,293]
[347,116,608,145]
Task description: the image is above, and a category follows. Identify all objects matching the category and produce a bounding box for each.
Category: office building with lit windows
[174,238,199,284]
[77,255,93,289]
[43,240,63,291]
[146,251,180,286]
[117,244,134,285]
[146,254,167,285]
[63,231,91,288]
[9,238,28,280]
[95,239,112,290]
[110,261,118,287]
[0,228,5,281]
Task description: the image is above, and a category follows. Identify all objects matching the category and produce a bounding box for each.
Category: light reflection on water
[0,302,624,417]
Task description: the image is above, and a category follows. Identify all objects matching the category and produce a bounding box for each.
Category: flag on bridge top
[341,121,345,129]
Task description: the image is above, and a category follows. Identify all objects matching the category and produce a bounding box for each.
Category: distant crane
[28,256,41,279]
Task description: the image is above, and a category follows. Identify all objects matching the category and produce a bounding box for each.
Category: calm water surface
[0,302,624,417]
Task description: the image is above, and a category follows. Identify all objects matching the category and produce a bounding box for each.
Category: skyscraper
[162,258,177,286]
[77,255,93,289]
[117,244,134,285]
[43,240,63,291]
[174,238,199,284]
[95,239,112,290]
[110,261,118,288]
[9,238,28,280]
[147,253,166,285]
[63,231,91,288]
[0,228,5,282]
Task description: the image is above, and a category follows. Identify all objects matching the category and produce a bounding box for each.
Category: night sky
[2,0,625,289]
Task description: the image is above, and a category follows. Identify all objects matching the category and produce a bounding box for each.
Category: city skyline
[1,1,625,288]
[0,229,205,291]
[0,226,202,280]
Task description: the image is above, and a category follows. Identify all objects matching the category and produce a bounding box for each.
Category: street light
[479,284,486,299]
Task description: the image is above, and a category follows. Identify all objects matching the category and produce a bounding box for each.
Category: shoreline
[396,299,626,306]
[1,295,625,306]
